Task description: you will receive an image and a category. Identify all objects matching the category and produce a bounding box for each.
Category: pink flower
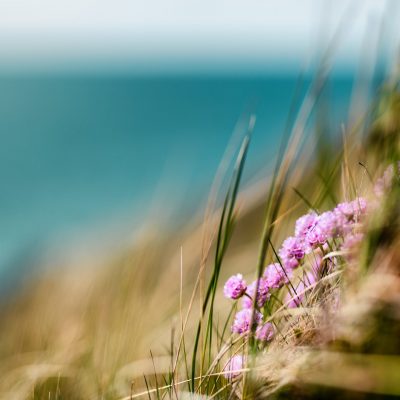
[279,236,306,270]
[335,201,355,217]
[223,274,247,300]
[232,309,262,334]
[255,322,274,342]
[224,355,244,379]
[317,211,339,237]
[304,211,337,249]
[334,198,367,235]
[295,212,318,238]
[305,226,327,248]
[263,263,288,289]
[242,278,270,308]
[335,197,367,223]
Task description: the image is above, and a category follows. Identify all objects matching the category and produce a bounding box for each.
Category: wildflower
[263,263,288,289]
[279,236,306,270]
[305,225,327,248]
[334,198,367,235]
[317,210,339,238]
[335,197,367,224]
[232,309,262,334]
[223,274,247,300]
[242,278,270,308]
[335,201,355,218]
[295,212,318,238]
[224,355,244,379]
[255,322,274,342]
[334,205,349,232]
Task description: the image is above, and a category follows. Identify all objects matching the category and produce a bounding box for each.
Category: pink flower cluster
[223,196,369,343]
[278,197,367,271]
[222,163,397,380]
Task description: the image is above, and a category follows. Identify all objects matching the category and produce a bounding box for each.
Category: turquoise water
[0,73,358,282]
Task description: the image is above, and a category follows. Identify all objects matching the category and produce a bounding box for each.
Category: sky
[0,0,395,73]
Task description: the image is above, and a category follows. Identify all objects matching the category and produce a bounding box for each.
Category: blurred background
[0,0,397,291]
